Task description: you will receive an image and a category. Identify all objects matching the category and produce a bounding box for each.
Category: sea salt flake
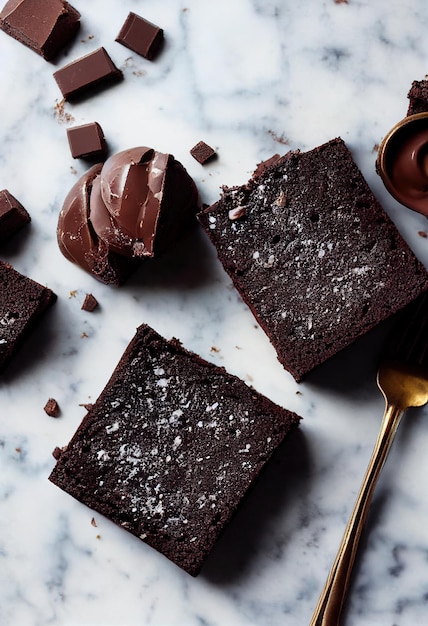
[106,422,119,434]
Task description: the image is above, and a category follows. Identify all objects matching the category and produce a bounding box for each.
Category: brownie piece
[0,261,56,372]
[115,12,164,61]
[0,0,80,61]
[407,80,428,115]
[49,324,301,575]
[53,47,123,101]
[0,189,30,243]
[198,137,428,381]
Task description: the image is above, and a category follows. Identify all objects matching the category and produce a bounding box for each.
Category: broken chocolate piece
[0,189,30,243]
[116,12,164,60]
[53,47,123,101]
[0,0,80,60]
[81,293,98,312]
[190,141,217,164]
[66,122,108,161]
[44,397,60,417]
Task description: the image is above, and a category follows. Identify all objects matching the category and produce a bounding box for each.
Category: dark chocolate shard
[116,12,164,60]
[53,47,123,101]
[0,0,80,61]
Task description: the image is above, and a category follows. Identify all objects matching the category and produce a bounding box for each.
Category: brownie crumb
[44,398,60,418]
[190,141,217,164]
[91,517,97,527]
[419,230,428,238]
[81,293,98,312]
[52,446,64,460]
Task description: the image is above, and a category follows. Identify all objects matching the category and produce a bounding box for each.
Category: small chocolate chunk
[53,47,123,101]
[116,12,164,60]
[44,398,60,417]
[81,293,98,312]
[66,122,107,161]
[0,0,80,61]
[190,141,217,164]
[0,189,30,243]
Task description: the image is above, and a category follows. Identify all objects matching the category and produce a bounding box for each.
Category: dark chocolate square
[190,141,217,164]
[53,47,123,101]
[116,12,164,60]
[66,122,107,161]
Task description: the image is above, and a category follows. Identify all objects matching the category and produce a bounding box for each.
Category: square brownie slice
[49,324,301,576]
[198,137,428,381]
[0,261,56,372]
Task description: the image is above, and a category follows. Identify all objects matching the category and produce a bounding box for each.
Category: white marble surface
[1,1,428,624]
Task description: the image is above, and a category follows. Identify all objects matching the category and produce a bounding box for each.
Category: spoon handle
[309,402,403,626]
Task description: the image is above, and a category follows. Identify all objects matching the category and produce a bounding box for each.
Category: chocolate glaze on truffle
[57,147,200,284]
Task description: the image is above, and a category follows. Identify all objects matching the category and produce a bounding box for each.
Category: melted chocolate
[57,146,200,284]
[378,113,428,216]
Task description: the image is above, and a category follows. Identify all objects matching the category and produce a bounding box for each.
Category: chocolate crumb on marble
[53,47,123,101]
[190,141,217,164]
[81,293,98,312]
[0,189,30,243]
[44,398,60,417]
[49,323,301,576]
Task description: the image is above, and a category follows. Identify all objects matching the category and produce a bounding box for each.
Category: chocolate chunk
[67,122,108,161]
[0,0,80,61]
[44,398,60,417]
[81,293,98,312]
[116,12,164,60]
[57,146,200,284]
[53,47,123,101]
[0,189,30,243]
[190,141,217,164]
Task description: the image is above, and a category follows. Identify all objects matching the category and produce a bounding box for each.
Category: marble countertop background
[1,1,428,624]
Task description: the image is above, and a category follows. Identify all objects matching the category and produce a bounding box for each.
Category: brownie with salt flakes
[198,137,428,382]
[0,260,56,372]
[49,323,301,576]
